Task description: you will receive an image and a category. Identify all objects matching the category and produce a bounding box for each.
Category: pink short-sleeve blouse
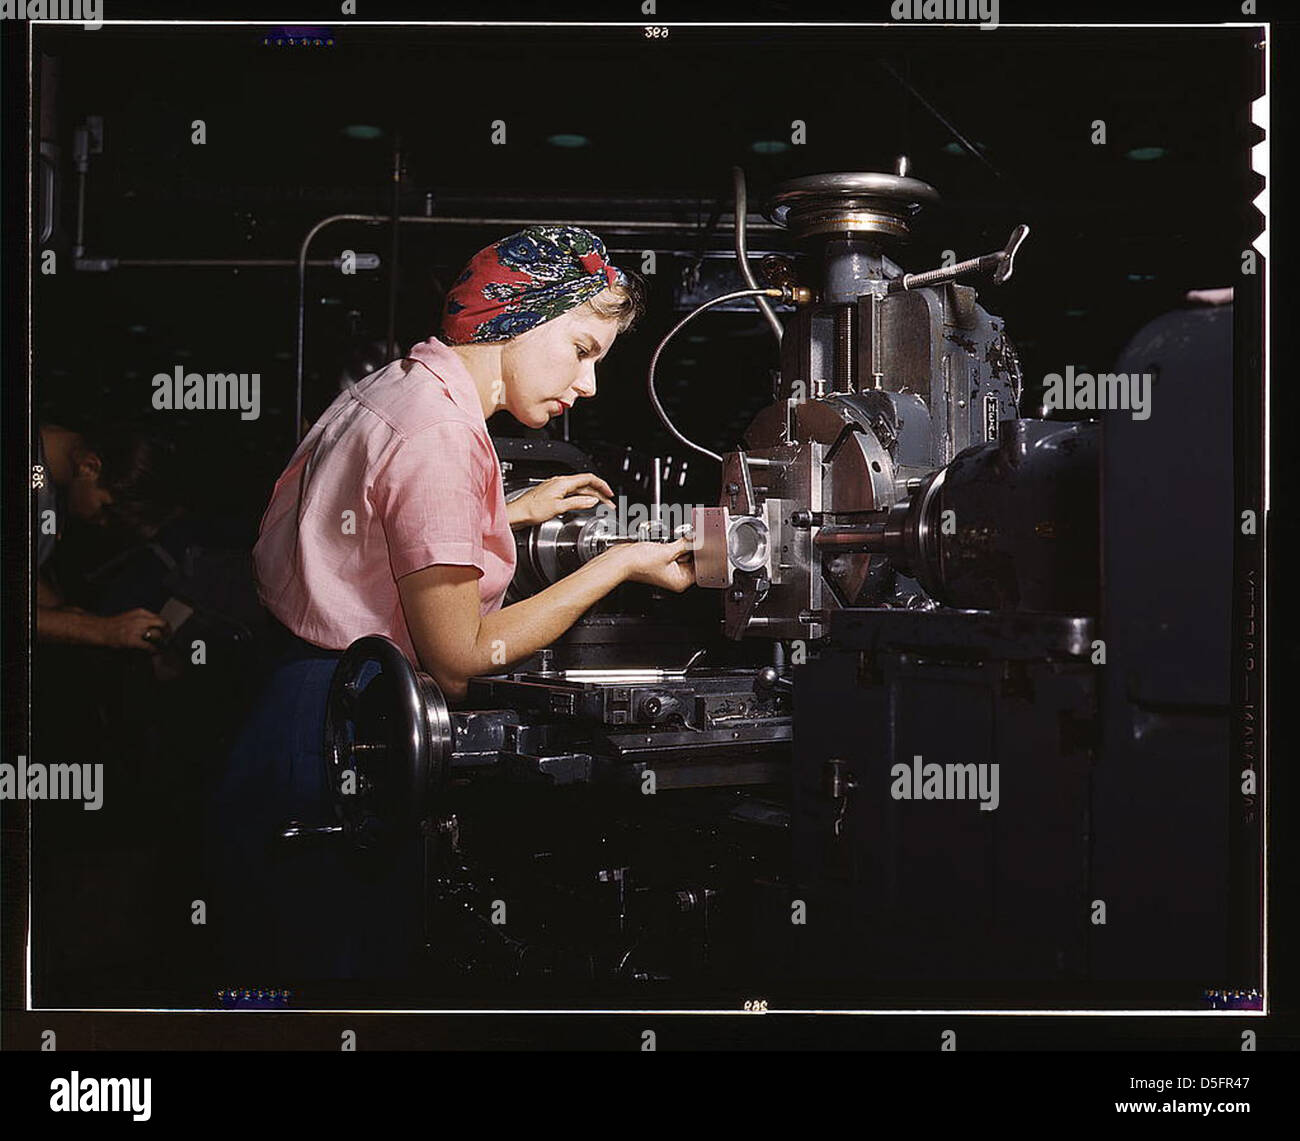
[252,336,517,664]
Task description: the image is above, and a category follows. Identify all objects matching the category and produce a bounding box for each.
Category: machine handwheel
[322,635,453,851]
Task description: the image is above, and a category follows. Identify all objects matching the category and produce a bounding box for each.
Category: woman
[206,226,695,981]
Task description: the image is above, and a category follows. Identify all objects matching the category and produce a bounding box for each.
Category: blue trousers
[204,629,422,981]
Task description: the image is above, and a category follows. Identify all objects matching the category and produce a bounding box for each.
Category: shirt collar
[405,336,489,424]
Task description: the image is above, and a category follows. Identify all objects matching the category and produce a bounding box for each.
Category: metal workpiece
[690,506,733,589]
[697,389,902,636]
[727,515,770,574]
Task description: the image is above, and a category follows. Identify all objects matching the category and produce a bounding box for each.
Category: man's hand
[507,472,615,529]
[94,608,171,651]
[37,603,170,651]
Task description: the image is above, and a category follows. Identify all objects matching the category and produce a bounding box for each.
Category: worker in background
[35,421,179,650]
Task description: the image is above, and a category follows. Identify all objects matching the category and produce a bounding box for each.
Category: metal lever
[888,223,1030,293]
[824,759,858,839]
[992,223,1030,283]
[754,665,794,697]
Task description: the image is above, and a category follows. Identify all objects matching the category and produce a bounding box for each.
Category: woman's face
[499,298,620,428]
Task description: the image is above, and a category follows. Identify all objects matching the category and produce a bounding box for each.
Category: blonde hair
[585,270,648,334]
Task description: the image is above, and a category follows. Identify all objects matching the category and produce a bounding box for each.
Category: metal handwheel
[321,635,453,852]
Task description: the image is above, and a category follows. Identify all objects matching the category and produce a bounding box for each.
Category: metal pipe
[647,286,800,466]
[114,258,355,268]
[296,213,383,446]
[385,132,403,361]
[731,165,784,344]
[292,215,774,232]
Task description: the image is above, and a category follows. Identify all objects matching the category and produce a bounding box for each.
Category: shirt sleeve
[371,421,493,580]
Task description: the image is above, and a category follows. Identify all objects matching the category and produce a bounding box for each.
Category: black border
[1,0,1293,1086]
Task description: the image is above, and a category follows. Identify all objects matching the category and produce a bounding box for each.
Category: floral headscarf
[439,225,628,345]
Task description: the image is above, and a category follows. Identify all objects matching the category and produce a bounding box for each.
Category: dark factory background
[26,21,1258,1005]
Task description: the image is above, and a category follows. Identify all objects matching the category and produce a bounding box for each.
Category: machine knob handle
[889,223,1030,293]
[992,223,1030,285]
[754,665,794,696]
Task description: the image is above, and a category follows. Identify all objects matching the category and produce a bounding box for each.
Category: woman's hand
[508,473,615,529]
[609,537,696,593]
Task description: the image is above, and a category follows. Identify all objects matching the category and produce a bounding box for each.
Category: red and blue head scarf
[440,225,628,345]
